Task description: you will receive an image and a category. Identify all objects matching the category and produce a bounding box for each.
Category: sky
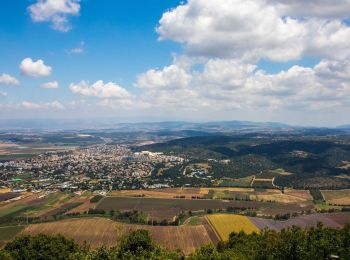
[1,0,350,127]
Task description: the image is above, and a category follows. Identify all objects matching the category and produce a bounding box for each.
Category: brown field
[256,189,312,204]
[0,192,43,211]
[199,187,255,194]
[249,213,350,231]
[65,196,96,214]
[108,188,312,205]
[97,196,314,220]
[22,217,214,255]
[30,193,74,217]
[0,143,18,148]
[109,188,204,199]
[321,189,350,205]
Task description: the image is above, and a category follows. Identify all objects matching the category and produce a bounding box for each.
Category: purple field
[249,213,350,231]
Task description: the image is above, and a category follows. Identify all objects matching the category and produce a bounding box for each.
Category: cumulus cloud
[20,58,52,78]
[136,65,191,89]
[70,80,131,99]
[135,57,350,113]
[157,0,350,62]
[0,73,20,86]
[28,0,80,32]
[41,81,59,89]
[271,0,350,19]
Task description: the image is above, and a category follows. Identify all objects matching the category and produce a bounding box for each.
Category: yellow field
[206,214,259,240]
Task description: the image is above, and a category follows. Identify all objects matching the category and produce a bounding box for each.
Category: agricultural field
[217,175,254,187]
[109,187,313,205]
[0,192,47,218]
[22,217,214,255]
[0,143,77,161]
[0,226,25,247]
[0,192,21,203]
[206,214,259,240]
[0,191,86,219]
[97,196,312,220]
[321,189,350,205]
[249,213,350,231]
[109,187,204,199]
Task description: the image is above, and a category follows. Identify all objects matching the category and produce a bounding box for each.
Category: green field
[0,226,24,242]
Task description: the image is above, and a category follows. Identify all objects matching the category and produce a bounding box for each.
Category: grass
[0,205,31,218]
[206,214,259,240]
[185,216,201,226]
[0,226,25,242]
[219,176,254,187]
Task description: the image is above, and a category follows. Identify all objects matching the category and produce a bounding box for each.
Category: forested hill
[138,135,350,188]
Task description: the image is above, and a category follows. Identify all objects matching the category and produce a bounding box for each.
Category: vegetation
[1,224,350,259]
[90,195,104,203]
[141,135,350,189]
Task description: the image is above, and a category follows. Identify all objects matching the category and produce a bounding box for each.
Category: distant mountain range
[0,119,349,133]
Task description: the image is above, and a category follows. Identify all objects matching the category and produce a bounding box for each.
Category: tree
[4,234,80,260]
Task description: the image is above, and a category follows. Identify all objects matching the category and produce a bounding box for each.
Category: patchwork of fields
[0,191,94,219]
[0,213,348,253]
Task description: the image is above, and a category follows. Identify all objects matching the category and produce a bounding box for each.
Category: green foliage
[4,234,80,260]
[310,189,325,202]
[2,225,350,260]
[90,195,104,203]
[190,223,350,260]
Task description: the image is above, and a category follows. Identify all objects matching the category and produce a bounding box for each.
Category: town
[0,144,185,192]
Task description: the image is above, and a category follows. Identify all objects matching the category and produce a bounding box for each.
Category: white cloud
[65,41,84,54]
[157,0,350,62]
[136,64,191,89]
[28,0,80,32]
[0,73,20,86]
[20,58,52,77]
[41,81,59,89]
[0,92,7,97]
[20,101,64,110]
[70,80,131,99]
[135,57,350,114]
[271,0,350,19]
[0,101,64,110]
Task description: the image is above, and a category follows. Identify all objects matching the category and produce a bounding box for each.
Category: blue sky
[0,0,181,102]
[1,0,350,126]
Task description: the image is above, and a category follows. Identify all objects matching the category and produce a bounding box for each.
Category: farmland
[21,217,213,255]
[249,213,350,231]
[321,189,350,205]
[206,214,259,240]
[108,187,313,204]
[0,226,24,246]
[96,196,312,220]
[0,191,90,219]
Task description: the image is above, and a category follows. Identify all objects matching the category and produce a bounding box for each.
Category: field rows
[22,217,213,255]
